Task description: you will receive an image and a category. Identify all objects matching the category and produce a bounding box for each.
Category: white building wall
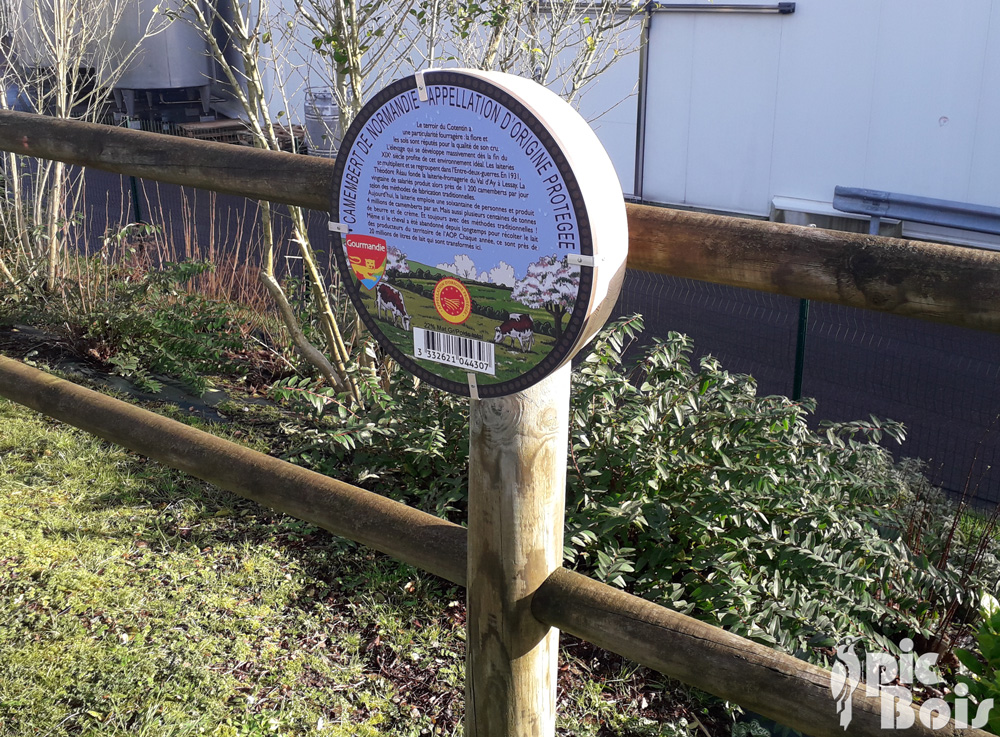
[627,0,1000,245]
[641,9,785,212]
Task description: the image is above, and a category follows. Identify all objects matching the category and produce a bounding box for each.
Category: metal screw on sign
[329,69,628,737]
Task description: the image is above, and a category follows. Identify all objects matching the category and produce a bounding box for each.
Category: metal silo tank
[108,0,213,91]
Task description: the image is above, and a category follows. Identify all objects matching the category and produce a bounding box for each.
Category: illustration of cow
[376,283,411,331]
[494,313,534,352]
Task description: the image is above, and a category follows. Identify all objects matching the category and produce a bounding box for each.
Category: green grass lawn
[0,397,707,737]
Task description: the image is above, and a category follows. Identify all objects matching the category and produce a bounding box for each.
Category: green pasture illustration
[353,265,558,385]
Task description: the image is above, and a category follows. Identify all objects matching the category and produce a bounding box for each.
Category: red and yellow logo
[345,234,387,290]
[433,277,472,325]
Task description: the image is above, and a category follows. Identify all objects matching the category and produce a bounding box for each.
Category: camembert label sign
[330,69,625,397]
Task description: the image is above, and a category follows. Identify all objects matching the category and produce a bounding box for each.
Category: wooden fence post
[466,362,572,737]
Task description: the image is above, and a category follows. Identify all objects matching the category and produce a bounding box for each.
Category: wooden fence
[3,111,1000,334]
[0,109,997,737]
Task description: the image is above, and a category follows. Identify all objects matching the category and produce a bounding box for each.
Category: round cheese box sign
[330,69,627,397]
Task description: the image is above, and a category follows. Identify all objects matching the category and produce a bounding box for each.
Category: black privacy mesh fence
[613,270,1000,507]
[75,167,1000,507]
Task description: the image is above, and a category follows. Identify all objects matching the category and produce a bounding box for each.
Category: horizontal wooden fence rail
[0,354,983,737]
[2,109,1000,333]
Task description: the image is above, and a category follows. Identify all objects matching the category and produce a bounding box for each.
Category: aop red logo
[433,278,472,325]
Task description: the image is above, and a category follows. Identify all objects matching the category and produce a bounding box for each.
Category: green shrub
[81,260,250,394]
[564,317,969,657]
[272,367,470,520]
[2,257,249,395]
[955,592,1000,734]
[273,315,989,663]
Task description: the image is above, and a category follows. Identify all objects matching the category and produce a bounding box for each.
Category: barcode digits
[413,328,496,376]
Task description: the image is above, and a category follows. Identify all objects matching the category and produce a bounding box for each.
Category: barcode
[413,327,496,376]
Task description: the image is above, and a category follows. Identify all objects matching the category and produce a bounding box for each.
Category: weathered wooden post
[327,69,627,736]
[466,363,570,735]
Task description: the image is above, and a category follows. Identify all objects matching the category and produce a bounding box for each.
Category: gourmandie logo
[830,637,994,730]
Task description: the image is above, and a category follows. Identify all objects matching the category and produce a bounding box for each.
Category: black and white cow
[494,313,534,352]
[376,283,411,331]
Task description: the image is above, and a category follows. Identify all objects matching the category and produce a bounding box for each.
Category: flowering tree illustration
[386,246,409,276]
[511,255,580,340]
